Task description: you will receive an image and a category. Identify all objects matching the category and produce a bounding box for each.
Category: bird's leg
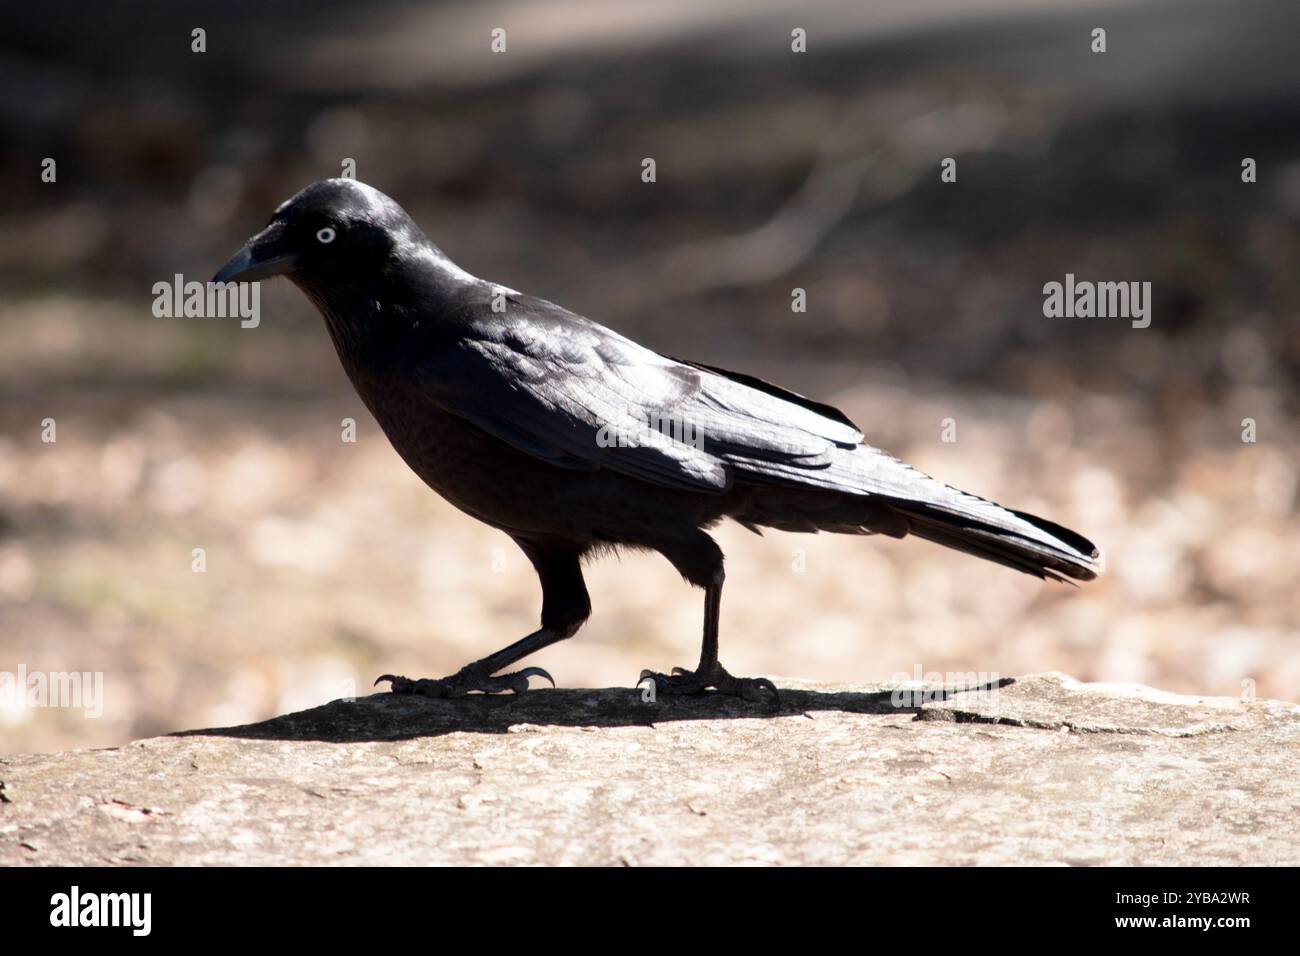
[639,568,780,704]
[376,626,568,697]
[376,546,589,698]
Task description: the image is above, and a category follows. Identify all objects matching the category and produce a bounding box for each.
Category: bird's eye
[316,227,337,244]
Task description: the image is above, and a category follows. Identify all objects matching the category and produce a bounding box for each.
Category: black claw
[373,674,399,688]
[514,666,555,690]
[750,678,781,706]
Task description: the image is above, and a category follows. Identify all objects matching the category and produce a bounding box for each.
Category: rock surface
[2,673,1297,866]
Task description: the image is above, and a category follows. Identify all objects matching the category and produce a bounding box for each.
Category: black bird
[215,179,1099,701]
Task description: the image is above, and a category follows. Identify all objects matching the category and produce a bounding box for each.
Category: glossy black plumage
[214,179,1099,700]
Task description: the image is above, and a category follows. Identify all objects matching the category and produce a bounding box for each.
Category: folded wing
[415,294,1098,580]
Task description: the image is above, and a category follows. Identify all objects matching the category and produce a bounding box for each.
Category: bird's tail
[828,442,1101,582]
[885,498,1099,583]
[733,443,1100,582]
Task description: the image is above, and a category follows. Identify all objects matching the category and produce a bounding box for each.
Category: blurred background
[2,0,1298,754]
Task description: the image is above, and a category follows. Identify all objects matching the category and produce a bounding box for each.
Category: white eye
[316,227,336,244]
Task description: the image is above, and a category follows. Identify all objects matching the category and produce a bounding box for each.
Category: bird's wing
[415,296,1096,579]
[413,296,865,493]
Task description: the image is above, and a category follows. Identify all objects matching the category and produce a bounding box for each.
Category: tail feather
[839,445,1100,582]
[889,504,1098,583]
[733,442,1100,582]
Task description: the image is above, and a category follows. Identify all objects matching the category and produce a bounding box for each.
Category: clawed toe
[505,666,556,692]
[639,667,708,696]
[375,666,555,697]
[374,673,423,694]
[637,665,780,705]
[713,673,780,704]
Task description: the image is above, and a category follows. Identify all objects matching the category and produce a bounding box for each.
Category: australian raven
[215,179,1099,701]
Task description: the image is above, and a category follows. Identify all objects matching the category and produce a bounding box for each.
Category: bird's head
[213,178,419,286]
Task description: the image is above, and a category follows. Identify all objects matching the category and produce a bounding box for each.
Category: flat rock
[919,671,1259,736]
[2,674,1297,866]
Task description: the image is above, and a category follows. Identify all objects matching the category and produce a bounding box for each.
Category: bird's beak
[212,222,299,283]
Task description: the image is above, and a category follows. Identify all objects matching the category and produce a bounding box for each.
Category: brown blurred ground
[2,0,1298,753]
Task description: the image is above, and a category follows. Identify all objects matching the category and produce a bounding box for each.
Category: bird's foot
[637,663,780,704]
[374,665,554,698]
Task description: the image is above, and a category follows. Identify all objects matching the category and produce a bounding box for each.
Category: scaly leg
[638,554,780,704]
[377,544,589,698]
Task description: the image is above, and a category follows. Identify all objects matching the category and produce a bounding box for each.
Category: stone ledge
[2,674,1297,866]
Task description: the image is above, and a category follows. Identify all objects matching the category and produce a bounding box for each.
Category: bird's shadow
[172,679,1015,743]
